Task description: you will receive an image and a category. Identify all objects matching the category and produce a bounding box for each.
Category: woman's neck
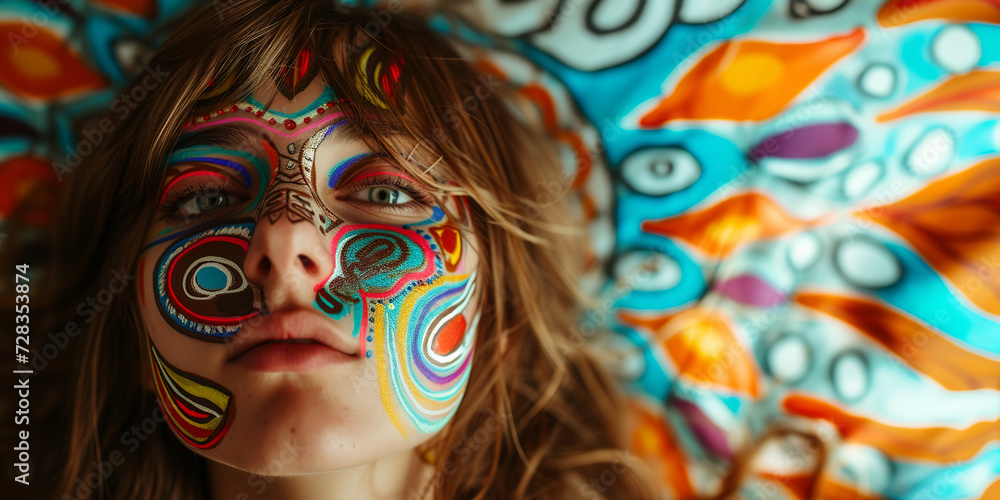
[207,449,435,500]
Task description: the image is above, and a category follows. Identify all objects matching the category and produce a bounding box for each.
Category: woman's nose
[243,216,333,311]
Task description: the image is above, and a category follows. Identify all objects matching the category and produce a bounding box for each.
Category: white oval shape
[932,25,981,74]
[831,350,870,402]
[835,237,902,289]
[905,127,955,177]
[842,160,884,198]
[766,333,811,384]
[858,63,896,98]
[787,232,822,271]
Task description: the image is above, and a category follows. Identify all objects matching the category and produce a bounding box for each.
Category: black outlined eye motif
[620,146,701,196]
[529,0,676,71]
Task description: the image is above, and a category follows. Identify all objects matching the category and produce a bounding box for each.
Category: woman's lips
[227,308,362,372]
[233,340,358,372]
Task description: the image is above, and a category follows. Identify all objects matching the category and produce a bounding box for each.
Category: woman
[29,1,658,498]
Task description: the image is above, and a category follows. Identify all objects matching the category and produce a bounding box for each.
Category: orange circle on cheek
[432,315,467,356]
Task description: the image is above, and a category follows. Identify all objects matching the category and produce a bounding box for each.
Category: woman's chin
[192,397,410,474]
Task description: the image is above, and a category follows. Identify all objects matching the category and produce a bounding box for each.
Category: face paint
[314,224,437,321]
[152,109,350,339]
[143,52,476,446]
[144,146,272,249]
[375,273,478,435]
[256,142,327,226]
[327,153,374,189]
[255,123,344,233]
[429,223,463,272]
[189,47,333,130]
[149,341,234,449]
[155,221,262,340]
[238,85,338,130]
[315,221,477,435]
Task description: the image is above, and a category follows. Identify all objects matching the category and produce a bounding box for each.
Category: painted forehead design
[185,45,403,131]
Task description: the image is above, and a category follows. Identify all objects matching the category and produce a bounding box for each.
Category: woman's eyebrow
[174,123,268,153]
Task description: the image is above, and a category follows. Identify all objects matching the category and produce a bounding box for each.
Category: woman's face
[135,74,480,473]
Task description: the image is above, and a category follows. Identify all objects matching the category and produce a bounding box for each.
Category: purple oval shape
[716,274,787,308]
[751,122,858,160]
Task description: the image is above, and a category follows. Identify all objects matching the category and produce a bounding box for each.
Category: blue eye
[364,186,414,204]
[177,191,234,215]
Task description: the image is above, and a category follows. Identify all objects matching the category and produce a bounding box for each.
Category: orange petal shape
[981,478,1000,499]
[639,28,865,126]
[93,0,158,18]
[812,478,884,500]
[796,292,1000,391]
[627,399,695,498]
[854,158,1000,317]
[877,70,1000,123]
[621,308,760,397]
[877,0,1000,27]
[783,393,999,462]
[642,192,814,258]
[0,24,107,100]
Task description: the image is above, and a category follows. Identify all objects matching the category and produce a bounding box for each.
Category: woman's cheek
[314,221,478,436]
[138,222,256,453]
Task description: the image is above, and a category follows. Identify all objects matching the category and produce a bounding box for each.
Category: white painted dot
[767,334,811,384]
[905,127,955,177]
[835,237,902,289]
[787,232,821,271]
[932,25,981,73]
[831,350,870,402]
[858,64,896,98]
[842,160,884,198]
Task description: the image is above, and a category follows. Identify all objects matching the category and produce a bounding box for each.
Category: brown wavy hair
[14,1,658,499]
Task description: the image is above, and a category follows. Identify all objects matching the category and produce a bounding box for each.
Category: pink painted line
[182,113,346,137]
[348,170,418,185]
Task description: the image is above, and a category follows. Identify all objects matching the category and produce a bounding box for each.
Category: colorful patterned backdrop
[2,0,999,498]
